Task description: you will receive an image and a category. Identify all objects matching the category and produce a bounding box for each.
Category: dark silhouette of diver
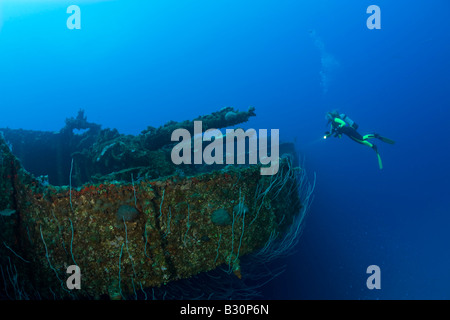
[324,111,395,169]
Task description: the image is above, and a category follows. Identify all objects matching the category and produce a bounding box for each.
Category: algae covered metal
[0,108,311,299]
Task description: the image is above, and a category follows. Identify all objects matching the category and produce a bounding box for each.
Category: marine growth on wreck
[0,108,314,300]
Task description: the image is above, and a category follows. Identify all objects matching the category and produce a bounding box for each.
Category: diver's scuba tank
[340,113,358,130]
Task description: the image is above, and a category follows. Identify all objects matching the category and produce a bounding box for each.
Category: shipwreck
[0,107,314,300]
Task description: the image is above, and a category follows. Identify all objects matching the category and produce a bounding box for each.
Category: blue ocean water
[1,0,449,300]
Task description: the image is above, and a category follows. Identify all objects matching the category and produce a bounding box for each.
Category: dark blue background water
[1,0,449,299]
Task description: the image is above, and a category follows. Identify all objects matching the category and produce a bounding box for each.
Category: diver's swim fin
[375,134,395,145]
[377,152,383,170]
[373,145,383,170]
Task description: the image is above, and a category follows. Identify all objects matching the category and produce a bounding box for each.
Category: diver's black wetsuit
[336,126,364,143]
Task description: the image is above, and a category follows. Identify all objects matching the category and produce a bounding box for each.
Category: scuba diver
[324,111,395,169]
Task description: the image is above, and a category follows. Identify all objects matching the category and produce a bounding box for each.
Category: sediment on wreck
[0,108,307,300]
